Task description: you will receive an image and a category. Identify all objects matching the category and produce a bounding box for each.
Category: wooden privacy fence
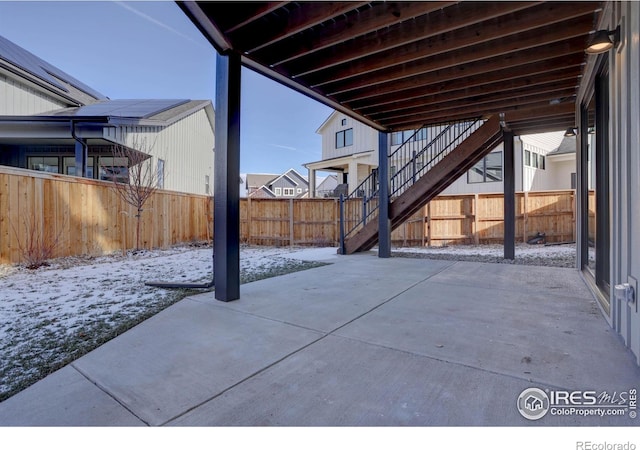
[0,166,212,264]
[1,166,589,265]
[241,190,584,248]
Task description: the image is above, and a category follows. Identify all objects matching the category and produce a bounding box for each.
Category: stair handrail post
[339,193,346,254]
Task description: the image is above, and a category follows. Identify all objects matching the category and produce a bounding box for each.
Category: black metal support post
[378,131,391,258]
[214,51,241,301]
[503,130,515,260]
[339,193,345,254]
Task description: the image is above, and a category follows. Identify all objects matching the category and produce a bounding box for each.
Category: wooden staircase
[343,115,503,254]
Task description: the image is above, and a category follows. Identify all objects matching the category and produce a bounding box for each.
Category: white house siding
[546,158,575,190]
[0,74,67,115]
[320,114,377,160]
[603,0,640,363]
[440,144,509,195]
[104,108,214,195]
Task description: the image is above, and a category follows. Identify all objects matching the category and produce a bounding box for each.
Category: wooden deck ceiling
[179,1,603,135]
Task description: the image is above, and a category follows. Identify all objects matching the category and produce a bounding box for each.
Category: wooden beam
[230,2,369,54]
[352,63,583,114]
[318,20,592,94]
[329,37,586,101]
[284,2,537,77]
[257,2,456,67]
[367,79,579,121]
[379,90,577,129]
[300,3,596,86]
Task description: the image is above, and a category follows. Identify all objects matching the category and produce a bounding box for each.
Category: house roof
[179,1,604,135]
[246,173,279,188]
[269,168,308,187]
[0,34,107,105]
[547,135,577,156]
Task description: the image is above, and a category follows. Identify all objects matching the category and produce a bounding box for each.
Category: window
[467,151,502,183]
[205,175,210,195]
[157,159,165,189]
[391,131,404,146]
[283,187,295,196]
[341,118,347,126]
[99,156,129,183]
[28,156,59,173]
[524,150,545,170]
[63,156,94,178]
[275,187,282,196]
[335,128,353,148]
[414,128,428,142]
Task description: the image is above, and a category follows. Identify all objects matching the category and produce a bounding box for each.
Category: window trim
[467,151,503,184]
[335,128,353,148]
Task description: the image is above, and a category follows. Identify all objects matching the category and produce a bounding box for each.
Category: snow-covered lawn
[0,245,337,401]
[0,241,586,402]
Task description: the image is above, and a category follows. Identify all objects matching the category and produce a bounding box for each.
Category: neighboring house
[245,168,309,198]
[306,111,576,197]
[0,35,214,196]
[315,174,339,198]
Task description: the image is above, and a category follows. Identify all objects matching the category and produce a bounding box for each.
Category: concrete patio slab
[72,299,322,426]
[1,253,638,427]
[335,266,640,390]
[167,334,633,426]
[0,366,145,426]
[191,255,454,333]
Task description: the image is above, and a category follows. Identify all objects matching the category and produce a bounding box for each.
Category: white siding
[546,159,575,190]
[104,108,214,195]
[441,144,506,195]
[320,114,377,160]
[0,73,68,115]
[603,0,640,363]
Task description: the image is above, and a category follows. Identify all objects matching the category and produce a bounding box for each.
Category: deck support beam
[503,130,515,260]
[378,131,391,258]
[214,51,241,301]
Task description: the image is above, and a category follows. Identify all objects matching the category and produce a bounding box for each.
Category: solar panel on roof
[0,35,107,101]
[74,99,190,118]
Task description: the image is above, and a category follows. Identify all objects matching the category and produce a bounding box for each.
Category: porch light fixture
[586,26,620,54]
[564,127,578,137]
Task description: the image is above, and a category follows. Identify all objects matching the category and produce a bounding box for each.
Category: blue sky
[0,0,333,175]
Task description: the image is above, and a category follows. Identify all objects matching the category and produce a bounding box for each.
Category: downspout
[70,120,88,177]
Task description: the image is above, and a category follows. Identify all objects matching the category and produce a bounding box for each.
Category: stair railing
[339,118,483,249]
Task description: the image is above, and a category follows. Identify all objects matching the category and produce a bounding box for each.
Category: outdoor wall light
[585,26,620,54]
[564,127,578,137]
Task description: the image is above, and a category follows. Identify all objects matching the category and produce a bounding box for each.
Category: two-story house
[305,110,576,197]
[245,168,309,198]
[0,35,215,196]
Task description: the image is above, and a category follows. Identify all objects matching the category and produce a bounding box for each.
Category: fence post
[339,193,345,254]
[289,198,294,248]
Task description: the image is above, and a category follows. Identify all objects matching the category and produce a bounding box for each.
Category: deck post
[503,130,515,260]
[378,131,391,258]
[214,51,241,301]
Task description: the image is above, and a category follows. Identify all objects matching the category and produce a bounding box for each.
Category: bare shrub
[11,215,66,269]
[103,138,160,251]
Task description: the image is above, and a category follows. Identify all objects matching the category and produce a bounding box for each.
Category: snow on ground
[391,242,588,268]
[0,242,584,401]
[0,245,336,401]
